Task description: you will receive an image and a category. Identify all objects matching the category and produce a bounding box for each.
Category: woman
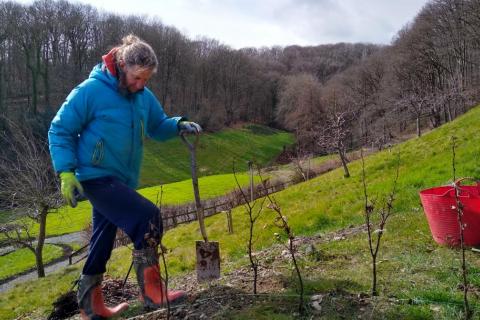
[48,35,201,319]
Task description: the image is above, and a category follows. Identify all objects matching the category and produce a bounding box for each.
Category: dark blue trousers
[80,176,162,275]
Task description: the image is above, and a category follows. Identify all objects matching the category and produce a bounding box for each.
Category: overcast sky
[18,0,430,49]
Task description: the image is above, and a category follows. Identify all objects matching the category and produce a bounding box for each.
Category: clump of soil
[48,276,138,320]
[47,291,77,320]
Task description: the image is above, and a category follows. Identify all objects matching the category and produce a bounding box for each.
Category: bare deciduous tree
[0,119,62,278]
[315,87,354,177]
[275,73,324,152]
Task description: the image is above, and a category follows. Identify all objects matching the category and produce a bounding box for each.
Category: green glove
[60,172,84,208]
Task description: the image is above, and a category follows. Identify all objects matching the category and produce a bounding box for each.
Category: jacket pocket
[91,138,104,166]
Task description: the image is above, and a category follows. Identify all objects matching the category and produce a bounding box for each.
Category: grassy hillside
[0,124,292,237]
[3,107,480,319]
[140,124,294,186]
[129,105,480,317]
[13,172,255,238]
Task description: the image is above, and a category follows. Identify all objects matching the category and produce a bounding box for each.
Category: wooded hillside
[0,0,478,151]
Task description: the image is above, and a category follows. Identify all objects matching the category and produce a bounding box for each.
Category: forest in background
[0,2,480,311]
[0,0,479,154]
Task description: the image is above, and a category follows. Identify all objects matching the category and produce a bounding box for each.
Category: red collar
[102,47,119,77]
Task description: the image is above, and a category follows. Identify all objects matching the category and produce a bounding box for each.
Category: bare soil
[55,224,373,320]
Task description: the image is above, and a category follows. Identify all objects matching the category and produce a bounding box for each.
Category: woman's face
[119,63,154,93]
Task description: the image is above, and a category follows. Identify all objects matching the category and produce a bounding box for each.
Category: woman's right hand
[60,172,84,207]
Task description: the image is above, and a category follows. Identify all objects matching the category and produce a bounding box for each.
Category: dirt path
[0,232,85,293]
[0,231,85,256]
[0,258,71,293]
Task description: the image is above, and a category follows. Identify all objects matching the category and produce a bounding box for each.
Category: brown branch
[451,136,471,319]
[232,161,263,294]
[361,149,400,296]
[257,169,304,314]
[156,186,171,319]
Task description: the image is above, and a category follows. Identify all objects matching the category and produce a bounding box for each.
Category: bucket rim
[419,185,479,198]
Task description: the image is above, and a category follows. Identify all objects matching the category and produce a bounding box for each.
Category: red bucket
[419,179,480,247]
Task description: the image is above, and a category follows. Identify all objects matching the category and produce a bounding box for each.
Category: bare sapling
[451,136,471,319]
[156,186,171,319]
[260,175,304,314]
[290,152,311,182]
[361,149,400,296]
[232,162,266,294]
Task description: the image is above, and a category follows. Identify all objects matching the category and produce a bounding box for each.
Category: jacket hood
[102,47,118,76]
[89,47,120,91]
[89,63,119,91]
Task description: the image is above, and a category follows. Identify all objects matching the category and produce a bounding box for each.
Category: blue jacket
[48,63,183,188]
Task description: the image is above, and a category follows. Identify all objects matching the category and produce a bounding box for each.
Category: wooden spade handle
[181,134,208,242]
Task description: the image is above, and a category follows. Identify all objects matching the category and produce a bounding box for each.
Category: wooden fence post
[225,209,233,234]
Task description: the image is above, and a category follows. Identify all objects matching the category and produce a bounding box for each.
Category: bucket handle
[454,177,478,187]
[439,177,479,197]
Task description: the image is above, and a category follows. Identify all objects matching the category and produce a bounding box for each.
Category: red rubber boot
[77,274,129,319]
[133,247,186,309]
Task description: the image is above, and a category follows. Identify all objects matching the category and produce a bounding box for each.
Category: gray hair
[116,34,158,72]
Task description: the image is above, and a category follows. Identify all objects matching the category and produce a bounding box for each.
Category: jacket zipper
[140,120,145,145]
[91,139,104,166]
[128,101,134,169]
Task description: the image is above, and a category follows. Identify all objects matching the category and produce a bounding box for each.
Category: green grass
[10,172,255,239]
[137,106,480,317]
[0,244,64,281]
[0,265,81,320]
[6,106,480,318]
[140,124,293,186]
[224,297,299,319]
[3,124,292,239]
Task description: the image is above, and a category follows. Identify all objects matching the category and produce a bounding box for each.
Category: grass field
[15,172,255,238]
[4,107,480,319]
[0,245,64,282]
[140,124,294,187]
[1,124,293,238]
[115,105,480,318]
